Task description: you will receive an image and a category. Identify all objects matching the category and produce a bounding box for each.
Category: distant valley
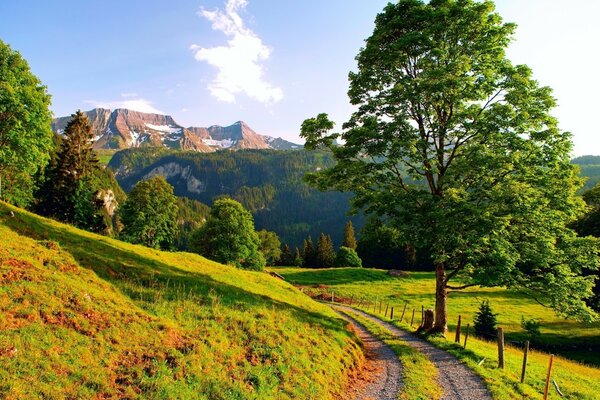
[51,108,302,152]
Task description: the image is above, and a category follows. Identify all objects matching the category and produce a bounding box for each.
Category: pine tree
[473,300,498,339]
[302,236,316,268]
[342,221,357,250]
[293,247,303,267]
[280,244,293,266]
[36,110,101,226]
[317,233,335,268]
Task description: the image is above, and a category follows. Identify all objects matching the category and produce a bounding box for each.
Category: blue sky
[0,0,598,155]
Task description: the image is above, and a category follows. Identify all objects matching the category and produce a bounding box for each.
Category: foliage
[316,233,335,268]
[293,247,303,267]
[357,218,432,270]
[108,148,364,248]
[0,202,363,399]
[334,246,362,268]
[257,229,282,265]
[473,301,498,339]
[279,244,293,266]
[174,197,210,251]
[302,236,317,268]
[342,221,357,250]
[300,0,599,327]
[521,316,541,340]
[189,198,265,271]
[0,39,54,206]
[35,111,109,232]
[119,176,178,250]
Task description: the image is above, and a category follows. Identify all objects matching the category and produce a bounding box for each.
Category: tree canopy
[0,39,53,206]
[120,176,179,250]
[342,221,357,250]
[257,229,282,265]
[301,0,598,330]
[190,198,265,271]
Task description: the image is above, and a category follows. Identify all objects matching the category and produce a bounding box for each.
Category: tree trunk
[433,263,448,334]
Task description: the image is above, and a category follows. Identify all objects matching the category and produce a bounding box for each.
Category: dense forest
[108,148,363,248]
[572,155,600,191]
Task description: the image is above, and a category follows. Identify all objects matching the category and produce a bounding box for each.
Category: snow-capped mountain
[51,108,302,152]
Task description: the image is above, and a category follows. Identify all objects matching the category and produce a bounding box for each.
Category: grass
[273,266,600,365]
[337,308,442,400]
[95,149,118,166]
[0,202,364,399]
[275,266,600,400]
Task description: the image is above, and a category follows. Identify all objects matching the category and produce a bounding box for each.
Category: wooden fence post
[349,295,354,306]
[385,304,389,318]
[400,303,407,322]
[390,307,394,320]
[544,355,554,400]
[455,315,462,343]
[521,341,530,383]
[410,309,415,326]
[463,323,470,349]
[331,292,334,303]
[379,300,382,314]
[497,327,505,369]
[421,305,424,325]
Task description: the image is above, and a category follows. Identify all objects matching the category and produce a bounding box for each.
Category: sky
[0,0,598,155]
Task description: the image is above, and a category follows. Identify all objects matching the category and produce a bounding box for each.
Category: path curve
[335,305,492,400]
[334,309,403,400]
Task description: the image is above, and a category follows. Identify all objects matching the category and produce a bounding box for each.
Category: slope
[0,203,363,399]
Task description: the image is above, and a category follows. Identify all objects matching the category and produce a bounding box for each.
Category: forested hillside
[108,148,363,248]
[573,155,600,191]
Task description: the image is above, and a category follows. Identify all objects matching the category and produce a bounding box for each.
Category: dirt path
[335,305,492,400]
[334,309,403,400]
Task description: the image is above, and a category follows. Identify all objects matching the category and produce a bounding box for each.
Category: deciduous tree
[120,176,178,250]
[257,229,282,265]
[301,0,598,331]
[0,39,53,206]
[190,198,265,270]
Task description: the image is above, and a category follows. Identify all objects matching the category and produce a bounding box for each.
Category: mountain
[51,108,302,152]
[572,155,600,191]
[108,148,363,248]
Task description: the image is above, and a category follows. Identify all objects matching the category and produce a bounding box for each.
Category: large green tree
[120,176,179,250]
[0,39,53,206]
[342,221,357,250]
[189,198,265,271]
[301,0,598,331]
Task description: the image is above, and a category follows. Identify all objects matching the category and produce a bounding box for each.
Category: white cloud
[120,92,138,98]
[190,0,283,104]
[84,98,164,114]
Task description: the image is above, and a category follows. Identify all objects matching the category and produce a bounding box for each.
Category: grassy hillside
[274,267,600,399]
[0,202,363,399]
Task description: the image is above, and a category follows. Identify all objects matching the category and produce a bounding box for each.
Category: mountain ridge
[51,108,302,152]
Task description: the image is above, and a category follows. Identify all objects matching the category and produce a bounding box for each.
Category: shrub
[521,316,541,339]
[334,247,362,268]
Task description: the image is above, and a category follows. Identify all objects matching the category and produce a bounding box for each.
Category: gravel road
[334,309,403,400]
[335,305,492,400]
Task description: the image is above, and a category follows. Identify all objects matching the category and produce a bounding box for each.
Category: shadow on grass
[281,267,400,286]
[0,206,350,336]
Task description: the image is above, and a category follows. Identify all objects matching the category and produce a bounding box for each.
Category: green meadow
[274,266,600,400]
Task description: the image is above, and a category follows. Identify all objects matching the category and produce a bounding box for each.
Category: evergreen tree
[342,221,357,250]
[473,301,498,339]
[317,233,335,268]
[36,110,102,228]
[279,244,293,266]
[302,236,316,268]
[293,247,303,267]
[120,176,179,250]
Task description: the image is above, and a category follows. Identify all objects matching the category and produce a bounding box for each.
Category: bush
[521,316,541,339]
[334,247,362,268]
[473,300,498,339]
